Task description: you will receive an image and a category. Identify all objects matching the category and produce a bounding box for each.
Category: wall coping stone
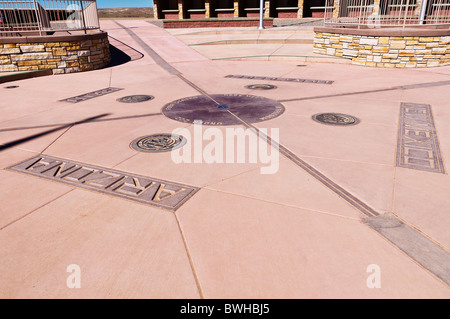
[0,31,108,45]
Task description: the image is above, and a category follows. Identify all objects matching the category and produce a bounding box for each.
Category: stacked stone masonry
[0,32,110,74]
[313,30,450,68]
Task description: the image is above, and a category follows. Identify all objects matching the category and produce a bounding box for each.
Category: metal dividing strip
[230,108,450,286]
[113,20,181,76]
[175,75,221,104]
[226,109,380,218]
[364,214,450,286]
[396,80,450,90]
[108,22,450,287]
[278,87,399,103]
[113,20,221,105]
[278,80,450,103]
[114,21,380,218]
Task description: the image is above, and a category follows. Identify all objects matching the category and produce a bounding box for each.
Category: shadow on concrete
[108,44,132,67]
[0,113,163,133]
[0,114,110,152]
[106,35,144,68]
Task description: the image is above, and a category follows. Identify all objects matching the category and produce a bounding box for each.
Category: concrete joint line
[113,20,181,76]
[108,22,450,289]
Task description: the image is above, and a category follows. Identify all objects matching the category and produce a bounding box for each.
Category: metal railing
[324,0,450,27]
[0,0,100,36]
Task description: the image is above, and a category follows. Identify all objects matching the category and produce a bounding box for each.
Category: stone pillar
[414,0,423,17]
[153,1,159,19]
[265,1,270,18]
[333,0,340,18]
[205,0,211,18]
[234,1,239,17]
[297,0,304,18]
[372,0,380,15]
[178,0,184,19]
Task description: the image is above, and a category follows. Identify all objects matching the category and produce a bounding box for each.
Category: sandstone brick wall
[163,19,273,28]
[313,29,450,68]
[0,32,110,74]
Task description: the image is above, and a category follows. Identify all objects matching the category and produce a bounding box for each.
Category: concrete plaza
[0,20,449,298]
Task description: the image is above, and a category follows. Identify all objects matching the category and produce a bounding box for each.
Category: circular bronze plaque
[312,113,360,126]
[162,94,285,126]
[130,134,186,153]
[117,95,154,103]
[245,84,277,90]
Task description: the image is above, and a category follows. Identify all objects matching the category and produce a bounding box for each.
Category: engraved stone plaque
[8,155,200,211]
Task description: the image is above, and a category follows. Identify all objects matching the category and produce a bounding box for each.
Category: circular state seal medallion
[162,94,285,126]
[117,95,154,103]
[245,84,277,90]
[312,113,360,126]
[130,134,186,153]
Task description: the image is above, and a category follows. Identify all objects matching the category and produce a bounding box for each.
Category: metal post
[258,0,264,29]
[419,0,428,24]
[402,0,410,27]
[33,0,42,36]
[80,0,87,33]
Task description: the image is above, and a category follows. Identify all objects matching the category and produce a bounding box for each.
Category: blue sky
[97,0,154,8]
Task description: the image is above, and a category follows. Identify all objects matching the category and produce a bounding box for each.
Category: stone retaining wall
[313,27,450,68]
[0,31,110,74]
[163,18,273,28]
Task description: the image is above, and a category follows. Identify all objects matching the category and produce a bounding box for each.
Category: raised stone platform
[0,31,111,74]
[313,26,450,68]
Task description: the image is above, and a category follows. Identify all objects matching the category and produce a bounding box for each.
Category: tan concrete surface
[0,20,449,299]
[170,26,350,63]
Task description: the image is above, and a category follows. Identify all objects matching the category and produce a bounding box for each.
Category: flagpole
[258,0,265,29]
